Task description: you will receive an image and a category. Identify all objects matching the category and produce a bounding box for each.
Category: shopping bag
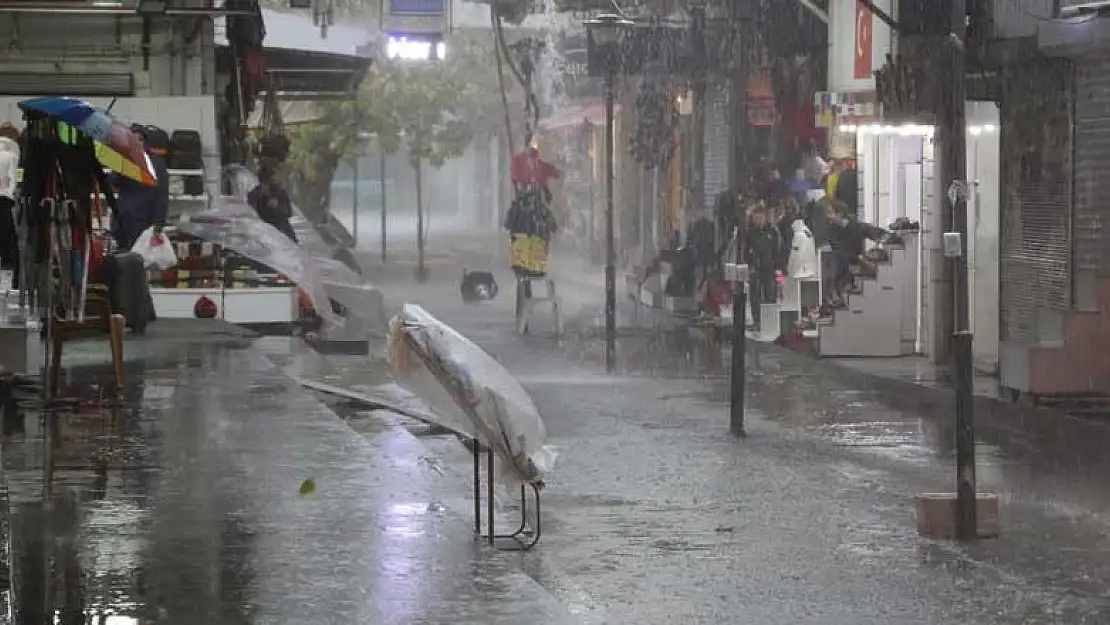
[131,227,178,270]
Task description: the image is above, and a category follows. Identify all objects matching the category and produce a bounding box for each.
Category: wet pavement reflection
[352,268,1110,624]
[1,322,576,624]
[7,267,1110,623]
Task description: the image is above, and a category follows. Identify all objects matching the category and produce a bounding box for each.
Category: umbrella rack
[400,330,542,551]
[18,114,127,403]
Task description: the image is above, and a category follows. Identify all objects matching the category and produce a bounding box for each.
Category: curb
[759,343,1110,475]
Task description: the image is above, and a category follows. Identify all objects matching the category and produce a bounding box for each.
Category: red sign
[854,0,873,80]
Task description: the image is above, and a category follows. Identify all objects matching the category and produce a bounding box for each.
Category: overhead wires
[490,7,541,149]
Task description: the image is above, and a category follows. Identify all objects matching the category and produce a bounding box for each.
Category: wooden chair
[47,284,125,399]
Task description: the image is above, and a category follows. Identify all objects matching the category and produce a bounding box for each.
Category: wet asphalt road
[344,243,1110,624]
[2,322,575,625]
[1,238,1110,622]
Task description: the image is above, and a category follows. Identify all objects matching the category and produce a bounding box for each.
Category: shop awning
[538,101,621,131]
[215,8,374,101]
[1038,15,1110,57]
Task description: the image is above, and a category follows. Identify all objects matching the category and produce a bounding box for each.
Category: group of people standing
[708,148,894,330]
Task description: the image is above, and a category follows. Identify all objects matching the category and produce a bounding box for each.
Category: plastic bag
[132,227,178,270]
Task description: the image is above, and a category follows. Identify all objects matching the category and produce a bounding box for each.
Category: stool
[515,276,563,335]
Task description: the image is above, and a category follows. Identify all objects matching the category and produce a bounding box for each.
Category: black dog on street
[460,269,499,303]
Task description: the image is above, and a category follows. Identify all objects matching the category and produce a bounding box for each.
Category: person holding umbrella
[111,124,169,251]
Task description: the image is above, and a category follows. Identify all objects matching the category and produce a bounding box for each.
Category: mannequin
[0,125,20,273]
[788,218,818,278]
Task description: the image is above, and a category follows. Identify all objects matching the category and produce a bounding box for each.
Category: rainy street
[3,0,1109,621]
[0,235,1109,623]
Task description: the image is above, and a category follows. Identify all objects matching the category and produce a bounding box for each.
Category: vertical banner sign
[854,0,873,80]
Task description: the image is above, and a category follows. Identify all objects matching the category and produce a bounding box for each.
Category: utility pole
[380,148,387,264]
[352,156,360,246]
[937,0,977,541]
[689,6,707,223]
[727,0,752,192]
[726,0,753,437]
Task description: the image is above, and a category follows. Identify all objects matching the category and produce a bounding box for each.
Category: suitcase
[168,129,204,170]
[105,252,154,334]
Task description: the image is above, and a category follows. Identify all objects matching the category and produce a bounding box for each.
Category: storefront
[816,0,1000,366]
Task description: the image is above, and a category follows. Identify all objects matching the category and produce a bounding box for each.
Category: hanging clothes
[511,150,559,188]
[0,134,20,271]
[787,219,818,278]
[504,187,557,277]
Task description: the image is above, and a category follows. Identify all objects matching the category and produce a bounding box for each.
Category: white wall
[828,0,895,93]
[0,95,220,199]
[858,133,924,227]
[967,101,1001,373]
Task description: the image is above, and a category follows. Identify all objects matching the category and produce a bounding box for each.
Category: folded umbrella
[18,97,157,187]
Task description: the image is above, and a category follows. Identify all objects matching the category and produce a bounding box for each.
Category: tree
[285,31,512,271]
[363,60,473,281]
[285,100,368,223]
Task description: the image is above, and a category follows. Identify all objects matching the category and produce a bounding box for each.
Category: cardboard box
[916,492,1000,539]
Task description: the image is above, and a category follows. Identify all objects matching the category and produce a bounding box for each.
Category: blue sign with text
[388,0,444,16]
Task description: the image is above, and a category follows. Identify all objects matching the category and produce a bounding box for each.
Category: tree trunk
[292,151,341,225]
[415,160,427,283]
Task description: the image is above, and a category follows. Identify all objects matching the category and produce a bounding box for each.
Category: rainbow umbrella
[18,96,157,187]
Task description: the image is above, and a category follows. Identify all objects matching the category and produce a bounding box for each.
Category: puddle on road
[818,421,921,448]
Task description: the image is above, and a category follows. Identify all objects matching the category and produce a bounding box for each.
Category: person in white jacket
[0,130,20,273]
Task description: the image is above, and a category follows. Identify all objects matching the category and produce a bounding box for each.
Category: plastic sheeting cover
[387,303,553,485]
[175,166,384,330]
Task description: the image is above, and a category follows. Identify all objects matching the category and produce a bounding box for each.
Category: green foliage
[285,31,509,209]
[286,99,366,186]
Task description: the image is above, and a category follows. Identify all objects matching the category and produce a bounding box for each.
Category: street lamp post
[586,12,633,374]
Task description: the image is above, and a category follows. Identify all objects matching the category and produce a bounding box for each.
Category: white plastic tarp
[386,303,553,485]
[175,167,384,330]
[176,202,340,328]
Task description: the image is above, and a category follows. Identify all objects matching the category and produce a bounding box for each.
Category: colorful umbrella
[18,97,158,187]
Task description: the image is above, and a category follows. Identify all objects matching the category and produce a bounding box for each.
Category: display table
[151,286,297,324]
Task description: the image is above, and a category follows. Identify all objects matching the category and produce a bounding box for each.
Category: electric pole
[937,0,977,541]
[726,0,753,438]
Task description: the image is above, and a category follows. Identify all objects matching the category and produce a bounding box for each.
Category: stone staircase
[813,234,919,357]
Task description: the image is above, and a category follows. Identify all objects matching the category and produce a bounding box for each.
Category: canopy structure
[215,8,375,101]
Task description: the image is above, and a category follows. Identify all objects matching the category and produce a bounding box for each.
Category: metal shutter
[1073,59,1110,274]
[703,85,729,210]
[1000,183,1071,342]
[0,72,134,97]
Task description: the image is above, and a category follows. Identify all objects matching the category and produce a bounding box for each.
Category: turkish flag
[854,0,873,80]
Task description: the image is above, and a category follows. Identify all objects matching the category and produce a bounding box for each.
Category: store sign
[561,34,602,101]
[854,0,873,80]
[386,33,445,60]
[388,0,444,15]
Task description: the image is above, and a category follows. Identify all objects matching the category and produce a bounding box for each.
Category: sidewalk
[1,320,574,624]
[316,269,1110,624]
